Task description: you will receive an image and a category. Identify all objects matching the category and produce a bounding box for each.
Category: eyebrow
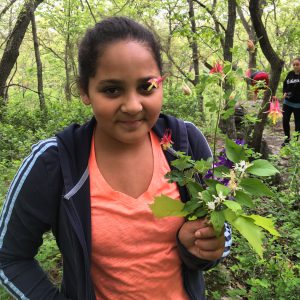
[97,77,156,85]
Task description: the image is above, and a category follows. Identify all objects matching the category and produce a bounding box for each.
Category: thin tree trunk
[249,0,284,152]
[219,0,237,139]
[237,4,257,95]
[64,0,72,101]
[0,0,44,119]
[31,11,46,111]
[187,0,204,121]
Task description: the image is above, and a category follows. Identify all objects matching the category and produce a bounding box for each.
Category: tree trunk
[0,0,44,119]
[64,0,72,101]
[31,11,46,111]
[187,0,204,121]
[219,0,237,139]
[249,0,284,152]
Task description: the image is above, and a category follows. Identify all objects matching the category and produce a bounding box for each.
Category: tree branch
[0,0,18,20]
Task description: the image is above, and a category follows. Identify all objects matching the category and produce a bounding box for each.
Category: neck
[94,128,151,156]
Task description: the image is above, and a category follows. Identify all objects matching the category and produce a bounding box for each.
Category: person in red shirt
[249,70,270,100]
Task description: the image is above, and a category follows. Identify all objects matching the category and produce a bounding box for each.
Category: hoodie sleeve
[0,138,69,300]
[177,122,232,270]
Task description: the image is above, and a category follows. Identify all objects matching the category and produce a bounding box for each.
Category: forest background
[0,0,299,299]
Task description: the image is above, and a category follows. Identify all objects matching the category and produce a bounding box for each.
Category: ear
[80,90,90,105]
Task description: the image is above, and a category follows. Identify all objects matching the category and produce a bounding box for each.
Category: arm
[283,73,289,96]
[0,140,69,299]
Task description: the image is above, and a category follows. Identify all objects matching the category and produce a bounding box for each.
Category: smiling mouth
[118,119,143,128]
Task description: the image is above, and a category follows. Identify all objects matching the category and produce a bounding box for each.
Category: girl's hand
[178,218,225,261]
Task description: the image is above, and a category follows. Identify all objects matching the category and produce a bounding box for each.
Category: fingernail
[195,231,201,238]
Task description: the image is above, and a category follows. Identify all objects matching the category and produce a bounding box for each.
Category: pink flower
[209,62,223,74]
[265,97,283,125]
[160,129,173,150]
[147,75,167,91]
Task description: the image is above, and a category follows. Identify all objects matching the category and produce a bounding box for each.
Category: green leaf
[194,208,208,218]
[149,195,187,218]
[223,62,232,74]
[171,156,193,171]
[246,214,280,236]
[183,198,202,214]
[165,170,186,186]
[225,137,246,163]
[216,184,231,196]
[235,67,244,77]
[186,181,204,198]
[210,210,225,236]
[224,210,265,257]
[240,178,275,197]
[222,107,235,120]
[223,200,242,213]
[213,165,230,177]
[234,190,254,208]
[200,190,213,203]
[246,159,279,176]
[194,158,213,174]
[204,179,219,191]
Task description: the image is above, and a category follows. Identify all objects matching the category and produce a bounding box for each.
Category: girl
[0,17,231,300]
[282,57,300,145]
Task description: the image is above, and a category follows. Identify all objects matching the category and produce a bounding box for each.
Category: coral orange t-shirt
[88,130,189,300]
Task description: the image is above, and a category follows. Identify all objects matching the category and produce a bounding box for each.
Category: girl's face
[293,59,300,74]
[81,40,163,146]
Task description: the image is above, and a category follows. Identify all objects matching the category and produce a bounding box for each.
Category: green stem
[212,78,224,177]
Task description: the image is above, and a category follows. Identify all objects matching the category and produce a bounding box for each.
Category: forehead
[96,40,159,77]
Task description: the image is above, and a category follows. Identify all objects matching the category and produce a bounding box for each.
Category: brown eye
[102,87,121,97]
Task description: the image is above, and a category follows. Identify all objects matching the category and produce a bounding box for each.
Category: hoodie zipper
[63,197,93,300]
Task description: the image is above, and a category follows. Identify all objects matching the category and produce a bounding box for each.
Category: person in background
[282,57,300,146]
[0,17,231,300]
[249,70,270,101]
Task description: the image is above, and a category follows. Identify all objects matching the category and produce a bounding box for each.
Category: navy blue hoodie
[0,114,231,299]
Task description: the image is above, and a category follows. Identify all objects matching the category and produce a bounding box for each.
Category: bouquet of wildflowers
[149,136,280,257]
[149,64,281,258]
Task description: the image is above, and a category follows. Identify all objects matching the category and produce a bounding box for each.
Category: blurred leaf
[224,210,264,257]
[246,214,280,236]
[247,159,279,176]
[225,137,246,163]
[149,195,187,218]
[210,210,225,236]
[235,190,254,208]
[240,178,275,197]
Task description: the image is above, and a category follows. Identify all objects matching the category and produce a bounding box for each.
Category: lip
[118,119,143,129]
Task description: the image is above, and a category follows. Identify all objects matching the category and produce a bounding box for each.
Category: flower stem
[212,79,224,177]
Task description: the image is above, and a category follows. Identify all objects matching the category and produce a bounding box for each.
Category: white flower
[234,160,252,174]
[207,201,216,211]
[212,191,226,204]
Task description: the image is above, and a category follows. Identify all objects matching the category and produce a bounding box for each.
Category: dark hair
[78,16,162,94]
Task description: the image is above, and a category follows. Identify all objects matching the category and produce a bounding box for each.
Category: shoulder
[19,137,61,186]
[153,114,212,160]
[184,121,212,160]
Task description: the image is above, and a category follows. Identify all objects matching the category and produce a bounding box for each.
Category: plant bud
[182,83,192,96]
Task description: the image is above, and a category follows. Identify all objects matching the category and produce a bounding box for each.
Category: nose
[121,91,143,114]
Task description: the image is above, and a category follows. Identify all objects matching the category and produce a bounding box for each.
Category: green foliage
[150,137,280,257]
